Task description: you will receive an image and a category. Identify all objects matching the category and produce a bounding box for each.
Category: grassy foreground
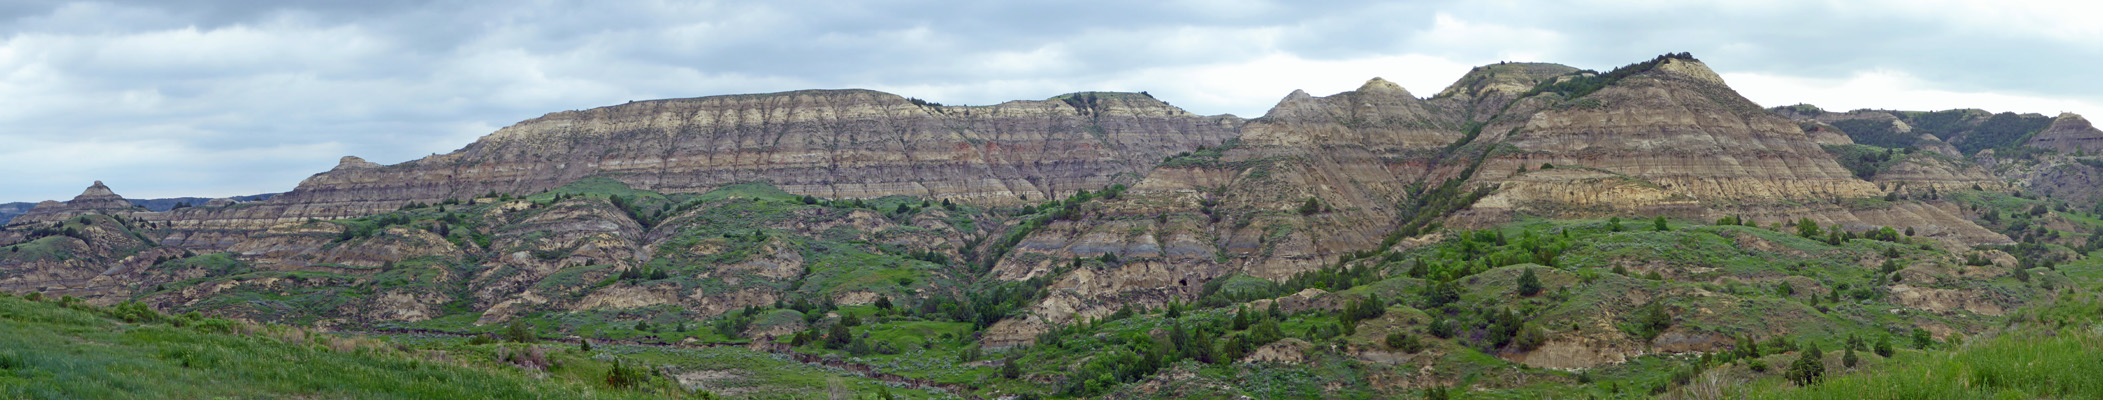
[0,294,697,399]
[1730,292,2103,400]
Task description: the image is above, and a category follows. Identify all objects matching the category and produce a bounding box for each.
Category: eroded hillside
[4,53,2100,399]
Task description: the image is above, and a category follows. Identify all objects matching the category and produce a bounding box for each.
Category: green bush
[1785,343,1826,386]
[1388,332,1424,353]
[1517,268,1543,296]
[605,360,649,389]
[505,320,536,343]
[194,318,237,334]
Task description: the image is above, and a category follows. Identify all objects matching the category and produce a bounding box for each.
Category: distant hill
[0,202,30,225]
[126,193,278,212]
[0,193,276,225]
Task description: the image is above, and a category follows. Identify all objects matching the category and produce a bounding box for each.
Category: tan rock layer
[1474,59,1884,220]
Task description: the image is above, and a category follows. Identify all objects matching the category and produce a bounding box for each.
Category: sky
[2,0,2099,201]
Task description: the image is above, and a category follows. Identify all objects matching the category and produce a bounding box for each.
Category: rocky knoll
[1428,62,1581,122]
[7,181,145,226]
[1457,57,2005,246]
[1475,57,1880,211]
[2025,113,2103,153]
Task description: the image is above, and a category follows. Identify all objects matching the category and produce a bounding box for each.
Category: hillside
[2,53,2101,399]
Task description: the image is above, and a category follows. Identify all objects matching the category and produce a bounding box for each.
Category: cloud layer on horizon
[2,0,2097,201]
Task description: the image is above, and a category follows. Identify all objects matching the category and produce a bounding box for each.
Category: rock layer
[2025,113,2103,153]
[1472,58,1882,221]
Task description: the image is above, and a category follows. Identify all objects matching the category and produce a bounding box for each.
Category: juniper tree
[1517,268,1543,296]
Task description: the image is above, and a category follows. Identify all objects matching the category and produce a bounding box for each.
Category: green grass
[0,295,690,399]
[1734,327,2103,399]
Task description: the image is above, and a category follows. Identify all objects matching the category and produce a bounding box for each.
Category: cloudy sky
[2,0,2098,201]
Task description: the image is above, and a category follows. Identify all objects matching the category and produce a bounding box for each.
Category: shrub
[1517,268,1543,296]
[1796,218,1822,239]
[1843,346,1859,368]
[109,301,164,324]
[504,320,536,343]
[1630,301,1672,341]
[1785,343,1826,386]
[1423,385,1450,400]
[1000,356,1022,379]
[1912,328,1933,350]
[1514,325,1549,351]
[194,318,237,335]
[1428,316,1457,339]
[1874,335,1895,357]
[605,360,648,389]
[1748,358,1770,372]
[1653,216,1669,231]
[1388,332,1425,353]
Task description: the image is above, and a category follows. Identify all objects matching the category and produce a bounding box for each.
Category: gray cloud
[1,0,2096,201]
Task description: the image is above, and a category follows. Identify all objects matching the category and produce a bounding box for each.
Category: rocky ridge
[139,90,1239,252]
